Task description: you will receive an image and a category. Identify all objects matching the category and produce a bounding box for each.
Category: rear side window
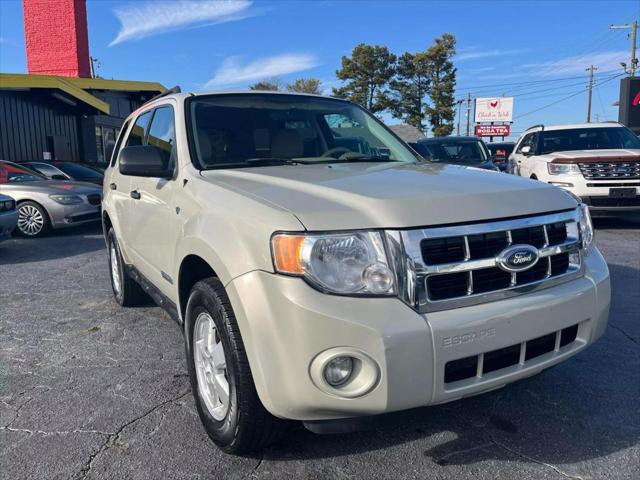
[125,111,152,147]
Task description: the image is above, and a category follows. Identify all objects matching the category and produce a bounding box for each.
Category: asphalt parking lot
[1,217,639,480]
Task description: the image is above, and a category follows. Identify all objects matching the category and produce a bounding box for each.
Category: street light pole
[586,65,597,123]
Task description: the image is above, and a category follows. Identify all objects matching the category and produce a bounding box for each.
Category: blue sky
[1,0,639,138]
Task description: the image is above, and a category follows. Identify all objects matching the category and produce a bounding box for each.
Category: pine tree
[333,43,396,114]
[286,78,322,94]
[424,34,457,137]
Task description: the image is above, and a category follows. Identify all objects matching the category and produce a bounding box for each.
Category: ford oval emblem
[496,244,539,273]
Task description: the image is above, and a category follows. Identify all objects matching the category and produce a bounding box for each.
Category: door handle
[109,183,117,190]
[130,190,141,200]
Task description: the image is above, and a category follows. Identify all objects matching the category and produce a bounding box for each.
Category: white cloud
[522,50,628,76]
[204,53,319,88]
[110,0,253,46]
[456,48,526,61]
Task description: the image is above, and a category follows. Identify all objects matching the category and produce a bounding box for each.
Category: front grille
[444,323,580,384]
[87,194,102,206]
[390,210,583,313]
[578,161,640,180]
[422,222,576,303]
[587,196,640,207]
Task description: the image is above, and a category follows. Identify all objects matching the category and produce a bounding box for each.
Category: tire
[185,277,287,454]
[16,201,50,237]
[107,228,148,307]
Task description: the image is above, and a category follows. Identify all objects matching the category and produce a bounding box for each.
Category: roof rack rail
[145,85,181,105]
[527,124,545,131]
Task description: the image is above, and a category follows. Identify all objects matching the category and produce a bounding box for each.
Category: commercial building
[0,0,164,165]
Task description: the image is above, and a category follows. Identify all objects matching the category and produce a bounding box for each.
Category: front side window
[539,127,640,154]
[125,111,152,147]
[187,94,420,169]
[516,133,537,154]
[147,106,177,171]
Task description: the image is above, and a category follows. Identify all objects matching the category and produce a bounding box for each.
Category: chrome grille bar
[387,209,584,313]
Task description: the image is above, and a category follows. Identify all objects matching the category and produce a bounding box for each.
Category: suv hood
[538,149,640,163]
[201,162,577,230]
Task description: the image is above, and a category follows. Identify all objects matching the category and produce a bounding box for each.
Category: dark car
[23,161,104,185]
[486,142,515,172]
[413,136,500,171]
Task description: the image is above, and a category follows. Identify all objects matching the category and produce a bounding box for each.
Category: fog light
[323,356,354,386]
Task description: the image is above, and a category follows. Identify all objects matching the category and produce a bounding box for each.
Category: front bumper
[49,203,101,229]
[0,209,18,240]
[547,176,640,213]
[226,248,610,421]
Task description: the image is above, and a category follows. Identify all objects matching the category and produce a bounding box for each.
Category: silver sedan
[0,161,102,237]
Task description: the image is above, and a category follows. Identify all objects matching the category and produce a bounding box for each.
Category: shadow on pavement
[0,223,104,265]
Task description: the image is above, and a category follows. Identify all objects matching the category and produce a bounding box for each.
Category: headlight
[548,163,580,175]
[49,194,83,205]
[272,231,395,295]
[578,203,594,249]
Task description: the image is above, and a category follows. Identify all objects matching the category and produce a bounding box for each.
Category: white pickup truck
[510,122,640,215]
[102,91,610,453]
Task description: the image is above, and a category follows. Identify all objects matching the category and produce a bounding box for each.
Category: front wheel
[185,277,287,454]
[16,201,50,237]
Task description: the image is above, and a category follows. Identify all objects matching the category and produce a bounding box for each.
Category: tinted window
[423,140,488,163]
[0,162,46,183]
[27,162,66,178]
[125,111,152,147]
[516,133,538,153]
[55,163,103,179]
[538,127,640,154]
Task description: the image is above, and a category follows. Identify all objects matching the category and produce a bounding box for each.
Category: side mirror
[119,145,172,178]
[520,145,532,155]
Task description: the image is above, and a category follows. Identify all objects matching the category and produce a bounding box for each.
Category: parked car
[510,122,640,215]
[0,161,102,237]
[413,136,501,171]
[23,161,104,185]
[486,141,515,171]
[0,193,18,241]
[103,91,609,454]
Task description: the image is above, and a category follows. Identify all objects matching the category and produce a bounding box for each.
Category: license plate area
[609,187,637,198]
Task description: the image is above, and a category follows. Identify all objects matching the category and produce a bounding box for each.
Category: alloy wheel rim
[110,243,121,296]
[194,312,230,421]
[17,205,44,236]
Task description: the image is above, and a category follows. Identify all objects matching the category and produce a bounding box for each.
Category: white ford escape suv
[510,122,640,215]
[102,91,610,453]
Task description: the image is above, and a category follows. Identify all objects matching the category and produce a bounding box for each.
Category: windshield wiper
[201,158,301,170]
[326,155,397,163]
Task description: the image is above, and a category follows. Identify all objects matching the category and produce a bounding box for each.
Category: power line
[456,69,620,94]
[514,72,625,120]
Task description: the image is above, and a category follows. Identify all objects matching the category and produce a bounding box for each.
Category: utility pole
[610,20,638,76]
[586,65,597,123]
[465,93,471,136]
[456,99,464,135]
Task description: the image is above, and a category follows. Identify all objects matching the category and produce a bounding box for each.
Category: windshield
[55,163,103,178]
[0,162,47,183]
[538,127,640,154]
[187,94,420,169]
[420,140,489,163]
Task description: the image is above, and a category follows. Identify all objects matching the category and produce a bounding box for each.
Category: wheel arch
[178,254,219,324]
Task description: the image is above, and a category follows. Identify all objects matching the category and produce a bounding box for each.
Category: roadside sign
[475,97,514,122]
[475,124,510,137]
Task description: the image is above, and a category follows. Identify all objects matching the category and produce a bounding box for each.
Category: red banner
[475,124,510,137]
